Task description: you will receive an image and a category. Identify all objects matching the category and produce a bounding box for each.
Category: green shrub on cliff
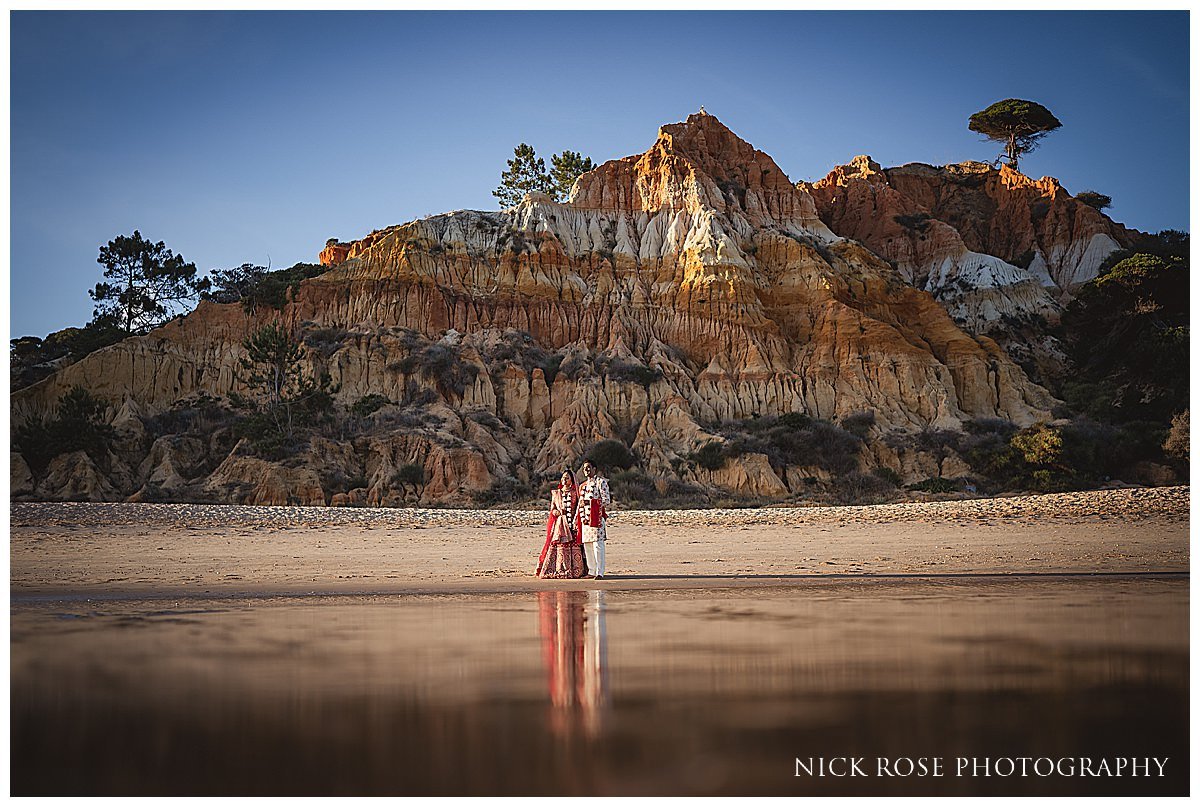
[393,463,426,496]
[15,386,116,474]
[204,262,326,313]
[10,317,125,391]
[231,321,336,458]
[582,439,637,472]
[389,330,480,398]
[244,263,327,312]
[605,358,663,388]
[473,476,534,505]
[1060,248,1188,424]
[691,441,726,471]
[718,413,861,477]
[482,330,557,384]
[611,469,656,503]
[893,212,932,232]
[834,471,897,504]
[349,393,392,419]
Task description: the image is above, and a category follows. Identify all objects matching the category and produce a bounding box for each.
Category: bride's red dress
[536,485,589,579]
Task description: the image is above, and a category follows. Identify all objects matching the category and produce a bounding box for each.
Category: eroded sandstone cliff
[802,155,1137,381]
[13,113,1063,506]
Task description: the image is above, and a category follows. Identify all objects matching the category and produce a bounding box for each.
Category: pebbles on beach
[10,486,1187,597]
[10,485,1189,531]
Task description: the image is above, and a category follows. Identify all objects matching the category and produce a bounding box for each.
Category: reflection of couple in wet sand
[535,460,611,580]
[537,590,609,736]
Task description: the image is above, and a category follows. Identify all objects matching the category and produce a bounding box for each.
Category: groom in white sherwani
[577,461,611,579]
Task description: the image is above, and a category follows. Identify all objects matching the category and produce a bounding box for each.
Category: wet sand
[9,486,1188,599]
[10,487,1190,795]
[11,580,1189,795]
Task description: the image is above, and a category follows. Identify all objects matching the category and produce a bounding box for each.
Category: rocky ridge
[802,156,1137,380]
[15,113,1132,507]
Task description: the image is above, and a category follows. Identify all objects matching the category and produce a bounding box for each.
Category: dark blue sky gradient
[10,10,1189,337]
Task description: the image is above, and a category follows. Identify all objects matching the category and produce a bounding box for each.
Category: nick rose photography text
[795,757,1170,778]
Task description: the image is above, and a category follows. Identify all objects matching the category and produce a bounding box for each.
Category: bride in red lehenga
[536,470,589,579]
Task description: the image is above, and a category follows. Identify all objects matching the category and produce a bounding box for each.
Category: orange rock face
[807,157,1136,297]
[319,242,350,266]
[802,155,1139,382]
[14,113,1065,505]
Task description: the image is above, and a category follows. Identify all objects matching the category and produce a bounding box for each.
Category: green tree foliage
[691,441,727,471]
[961,417,1172,492]
[473,476,535,505]
[203,263,268,305]
[610,469,657,503]
[1060,250,1189,423]
[493,143,554,208]
[583,439,636,472]
[204,262,325,313]
[10,316,125,391]
[550,150,595,200]
[390,331,480,398]
[15,386,116,473]
[231,322,336,457]
[349,393,392,419]
[1074,190,1112,211]
[393,463,426,495]
[605,358,663,388]
[1011,423,1065,467]
[494,144,595,207]
[961,422,1072,492]
[90,231,210,335]
[719,412,862,477]
[1095,229,1189,276]
[907,477,961,494]
[968,99,1062,171]
[1163,409,1189,462]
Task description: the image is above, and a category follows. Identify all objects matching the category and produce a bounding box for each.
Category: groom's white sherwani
[578,476,611,575]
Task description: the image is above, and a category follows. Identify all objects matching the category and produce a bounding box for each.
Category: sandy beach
[11,485,1190,796]
[10,485,1188,599]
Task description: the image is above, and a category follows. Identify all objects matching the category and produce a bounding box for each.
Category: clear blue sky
[10,10,1190,338]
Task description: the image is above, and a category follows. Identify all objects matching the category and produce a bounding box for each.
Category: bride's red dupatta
[536,484,579,574]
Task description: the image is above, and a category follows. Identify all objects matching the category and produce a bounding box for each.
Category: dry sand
[9,486,1189,599]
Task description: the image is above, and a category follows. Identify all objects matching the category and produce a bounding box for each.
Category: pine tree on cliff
[232,321,335,454]
[968,99,1062,172]
[550,150,595,201]
[493,143,555,208]
[90,230,210,335]
[1074,190,1112,211]
[494,144,595,207]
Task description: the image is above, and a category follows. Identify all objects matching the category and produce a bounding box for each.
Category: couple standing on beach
[536,460,610,580]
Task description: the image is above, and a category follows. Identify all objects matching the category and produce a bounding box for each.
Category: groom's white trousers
[583,540,605,576]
